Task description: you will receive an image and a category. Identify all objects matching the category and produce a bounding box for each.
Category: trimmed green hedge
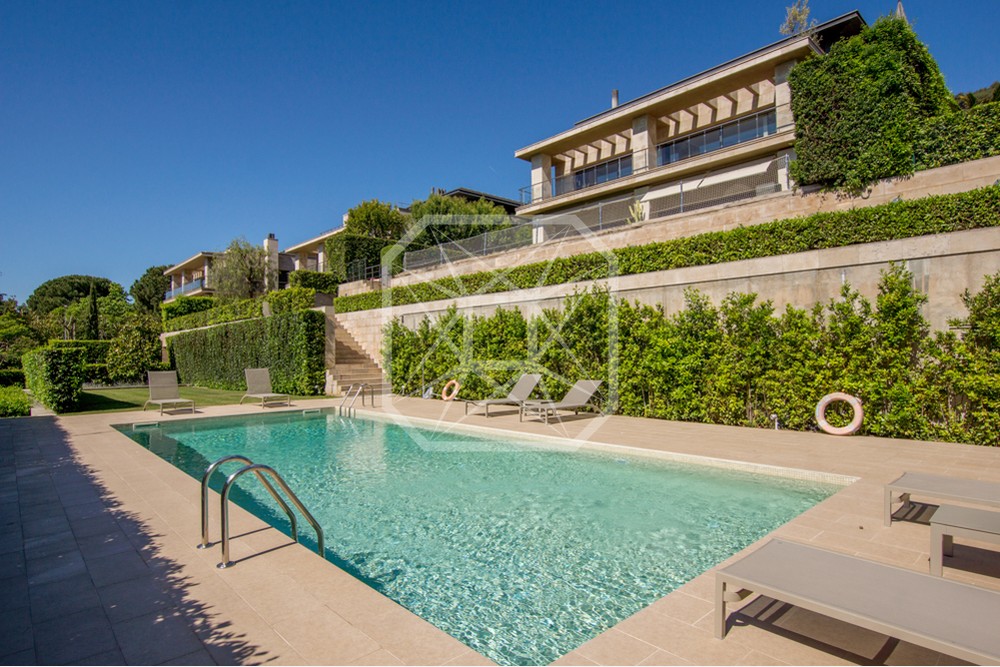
[336,186,1000,314]
[161,296,216,323]
[326,234,395,282]
[48,339,110,364]
[164,298,262,332]
[289,270,339,294]
[914,102,1000,170]
[84,363,110,385]
[267,287,316,314]
[170,310,325,394]
[22,346,86,413]
[0,369,25,387]
[0,386,31,417]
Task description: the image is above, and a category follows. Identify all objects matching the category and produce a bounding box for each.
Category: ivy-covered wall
[170,310,325,395]
[163,287,317,332]
[337,185,1000,314]
[386,267,1000,446]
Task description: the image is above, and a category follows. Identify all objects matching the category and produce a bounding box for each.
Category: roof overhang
[282,226,345,254]
[164,252,217,275]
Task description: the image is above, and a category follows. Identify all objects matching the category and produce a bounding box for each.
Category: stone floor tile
[25,548,86,586]
[77,528,133,561]
[112,609,206,665]
[33,607,118,665]
[86,548,150,588]
[64,500,109,522]
[0,551,26,581]
[23,529,77,561]
[0,648,35,666]
[29,572,102,624]
[550,650,599,665]
[159,648,218,665]
[0,605,33,658]
[349,648,407,665]
[270,607,382,665]
[67,648,127,665]
[98,575,175,624]
[0,574,29,610]
[574,629,659,666]
[20,514,70,539]
[70,514,121,539]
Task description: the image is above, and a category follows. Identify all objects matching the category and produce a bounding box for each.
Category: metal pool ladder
[199,455,325,569]
[338,382,373,417]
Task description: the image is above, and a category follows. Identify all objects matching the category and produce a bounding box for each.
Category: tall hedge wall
[170,310,325,395]
[914,102,1000,170]
[22,346,86,413]
[325,234,395,282]
[336,185,1000,314]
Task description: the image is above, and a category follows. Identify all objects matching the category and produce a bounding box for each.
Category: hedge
[48,339,110,364]
[336,185,1000,314]
[914,102,1000,171]
[325,234,396,282]
[0,386,31,418]
[0,369,25,387]
[386,267,1000,446]
[289,270,339,295]
[164,297,262,332]
[161,296,216,323]
[22,346,86,413]
[170,310,325,395]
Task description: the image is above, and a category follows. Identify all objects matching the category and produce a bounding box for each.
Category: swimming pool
[119,411,839,665]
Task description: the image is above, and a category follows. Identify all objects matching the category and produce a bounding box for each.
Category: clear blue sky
[2,0,998,303]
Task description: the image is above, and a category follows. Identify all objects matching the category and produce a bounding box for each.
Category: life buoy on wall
[815,392,864,435]
[441,379,461,401]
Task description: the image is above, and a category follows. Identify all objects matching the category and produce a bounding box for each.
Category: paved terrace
[2,397,999,665]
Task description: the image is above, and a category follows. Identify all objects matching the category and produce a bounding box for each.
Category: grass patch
[65,386,325,415]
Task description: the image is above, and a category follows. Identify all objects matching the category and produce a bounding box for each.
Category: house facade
[514,12,864,226]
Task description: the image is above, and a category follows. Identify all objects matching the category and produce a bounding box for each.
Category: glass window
[703,128,722,153]
[674,137,691,161]
[688,133,705,156]
[658,144,673,166]
[764,110,776,136]
[595,162,608,184]
[738,116,758,143]
[620,155,632,177]
[721,122,739,148]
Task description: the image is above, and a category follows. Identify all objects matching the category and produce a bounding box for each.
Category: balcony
[164,278,211,301]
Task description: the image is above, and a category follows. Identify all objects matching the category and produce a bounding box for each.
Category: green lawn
[66,387,325,415]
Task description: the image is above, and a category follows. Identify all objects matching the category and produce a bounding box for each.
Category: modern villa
[514,12,864,228]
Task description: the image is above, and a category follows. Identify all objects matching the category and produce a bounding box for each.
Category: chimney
[611,89,619,109]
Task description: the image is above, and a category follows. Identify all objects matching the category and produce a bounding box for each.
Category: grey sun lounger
[519,380,602,424]
[240,368,291,408]
[884,471,1000,526]
[143,370,195,415]
[716,539,1000,664]
[464,373,541,416]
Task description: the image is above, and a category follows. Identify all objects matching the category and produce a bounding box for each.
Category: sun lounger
[240,368,291,408]
[884,472,1000,526]
[519,380,602,424]
[464,373,541,416]
[143,371,195,415]
[930,504,1000,576]
[716,539,1000,664]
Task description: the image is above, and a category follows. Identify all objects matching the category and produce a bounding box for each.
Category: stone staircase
[331,318,389,395]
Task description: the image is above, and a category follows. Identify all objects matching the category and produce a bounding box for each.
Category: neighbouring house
[513,11,865,228]
[163,251,218,301]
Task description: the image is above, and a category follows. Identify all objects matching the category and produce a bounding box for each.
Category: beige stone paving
[27,396,1000,665]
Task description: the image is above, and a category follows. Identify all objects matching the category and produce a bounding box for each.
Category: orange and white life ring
[815,392,864,436]
[441,379,461,401]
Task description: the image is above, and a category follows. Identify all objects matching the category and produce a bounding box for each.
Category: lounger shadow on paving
[716,539,1000,664]
[240,368,291,408]
[464,373,541,417]
[519,380,602,424]
[143,370,195,415]
[884,471,1000,526]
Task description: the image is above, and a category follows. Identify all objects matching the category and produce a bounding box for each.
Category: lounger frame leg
[715,577,727,639]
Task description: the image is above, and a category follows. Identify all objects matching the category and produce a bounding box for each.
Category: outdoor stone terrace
[3,399,1000,665]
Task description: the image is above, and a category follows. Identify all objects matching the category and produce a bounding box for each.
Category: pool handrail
[218,463,326,569]
[198,455,298,550]
[338,382,373,417]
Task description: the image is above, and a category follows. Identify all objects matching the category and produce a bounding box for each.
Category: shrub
[164,298,262,332]
[914,102,1000,170]
[0,386,31,417]
[337,186,1000,314]
[288,270,339,295]
[22,345,86,413]
[84,363,110,385]
[267,287,316,314]
[0,368,25,387]
[107,320,163,383]
[325,234,395,282]
[170,310,325,394]
[161,296,216,324]
[48,339,110,364]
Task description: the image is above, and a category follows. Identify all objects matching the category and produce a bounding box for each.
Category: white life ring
[441,379,461,401]
[815,392,864,435]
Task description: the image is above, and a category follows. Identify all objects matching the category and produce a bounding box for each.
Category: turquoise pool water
[119,411,838,665]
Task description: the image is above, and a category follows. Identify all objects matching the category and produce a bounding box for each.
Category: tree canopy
[344,200,407,240]
[130,265,171,313]
[211,238,273,302]
[26,275,119,314]
[407,192,509,246]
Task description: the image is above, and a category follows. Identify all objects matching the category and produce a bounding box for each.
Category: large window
[572,154,633,192]
[657,109,777,167]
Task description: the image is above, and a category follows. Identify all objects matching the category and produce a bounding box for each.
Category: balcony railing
[520,110,788,205]
[164,278,210,301]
